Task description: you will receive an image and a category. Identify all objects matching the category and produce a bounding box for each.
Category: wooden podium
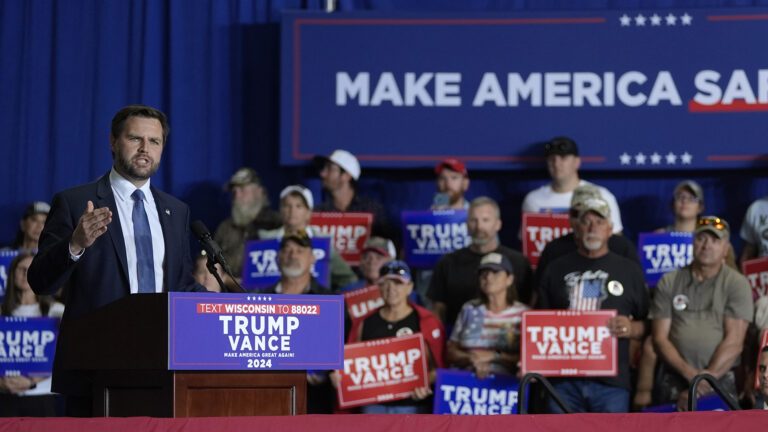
[60,293,306,417]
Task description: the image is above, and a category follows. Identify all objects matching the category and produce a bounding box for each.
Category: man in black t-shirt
[538,196,649,413]
[535,185,640,307]
[427,196,533,327]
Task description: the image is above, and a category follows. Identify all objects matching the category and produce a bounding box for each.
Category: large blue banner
[281,9,768,170]
[0,250,20,302]
[241,238,331,291]
[433,368,521,415]
[401,210,470,269]
[0,317,58,377]
[637,232,693,286]
[168,292,344,370]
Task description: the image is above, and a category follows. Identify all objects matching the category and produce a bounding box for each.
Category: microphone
[191,220,244,293]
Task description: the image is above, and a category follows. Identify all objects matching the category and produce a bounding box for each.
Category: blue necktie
[131,189,156,293]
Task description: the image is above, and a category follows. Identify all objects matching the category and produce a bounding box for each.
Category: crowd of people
[3,106,768,416]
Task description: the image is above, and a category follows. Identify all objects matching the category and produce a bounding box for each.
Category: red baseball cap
[435,158,467,177]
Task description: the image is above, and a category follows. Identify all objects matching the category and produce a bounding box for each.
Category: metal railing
[517,373,574,414]
[687,373,740,411]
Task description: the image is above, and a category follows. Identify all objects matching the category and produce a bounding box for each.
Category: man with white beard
[537,196,649,413]
[214,167,281,278]
[427,196,532,326]
[265,230,331,295]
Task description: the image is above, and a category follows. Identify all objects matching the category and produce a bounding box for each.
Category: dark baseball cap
[544,137,579,157]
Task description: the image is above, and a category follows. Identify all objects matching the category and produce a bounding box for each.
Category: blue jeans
[361,404,422,414]
[548,380,629,413]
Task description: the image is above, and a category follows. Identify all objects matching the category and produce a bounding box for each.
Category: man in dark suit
[28,104,207,416]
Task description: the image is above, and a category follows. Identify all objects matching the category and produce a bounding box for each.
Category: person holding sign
[446,253,529,378]
[259,184,357,291]
[27,105,209,416]
[314,149,392,239]
[754,345,768,409]
[431,158,470,210]
[0,251,63,416]
[346,260,445,413]
[428,197,532,325]
[538,196,649,413]
[650,216,752,410]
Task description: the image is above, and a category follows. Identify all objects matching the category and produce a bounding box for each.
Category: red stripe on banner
[688,100,768,113]
[707,155,768,161]
[707,14,768,21]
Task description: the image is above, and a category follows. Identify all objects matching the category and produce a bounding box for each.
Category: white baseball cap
[317,149,361,180]
[279,185,314,210]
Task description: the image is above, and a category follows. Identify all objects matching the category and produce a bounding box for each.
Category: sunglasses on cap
[697,216,727,231]
[379,263,410,279]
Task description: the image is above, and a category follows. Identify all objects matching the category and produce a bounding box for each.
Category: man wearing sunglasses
[521,136,623,234]
[650,216,753,410]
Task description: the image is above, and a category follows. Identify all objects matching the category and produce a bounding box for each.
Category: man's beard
[115,152,159,182]
[582,233,604,251]
[471,231,493,247]
[281,260,306,279]
[448,189,464,205]
[231,199,263,227]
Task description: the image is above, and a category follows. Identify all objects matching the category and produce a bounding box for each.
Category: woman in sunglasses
[346,260,446,413]
[446,252,530,379]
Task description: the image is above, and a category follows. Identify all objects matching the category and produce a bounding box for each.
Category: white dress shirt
[110,169,165,293]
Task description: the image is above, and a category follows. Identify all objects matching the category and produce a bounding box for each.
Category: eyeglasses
[379,263,410,279]
[675,193,701,203]
[697,216,727,231]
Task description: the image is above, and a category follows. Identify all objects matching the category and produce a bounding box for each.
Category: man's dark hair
[110,104,170,144]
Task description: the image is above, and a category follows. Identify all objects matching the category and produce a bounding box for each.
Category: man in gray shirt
[650,216,753,409]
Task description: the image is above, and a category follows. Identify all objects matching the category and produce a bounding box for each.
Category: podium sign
[521,212,572,269]
[742,257,768,301]
[241,237,331,290]
[0,317,58,377]
[521,310,617,377]
[638,232,693,287]
[168,292,344,370]
[433,369,521,415]
[401,210,470,269]
[310,212,373,265]
[337,333,428,408]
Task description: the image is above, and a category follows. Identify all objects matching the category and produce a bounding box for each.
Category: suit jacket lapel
[151,186,173,292]
[96,173,129,283]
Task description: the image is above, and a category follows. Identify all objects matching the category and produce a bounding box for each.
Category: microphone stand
[205,255,246,293]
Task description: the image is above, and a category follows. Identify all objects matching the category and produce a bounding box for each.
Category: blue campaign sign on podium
[281,8,768,171]
[168,292,344,370]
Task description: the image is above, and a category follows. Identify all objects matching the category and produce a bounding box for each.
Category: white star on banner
[620,152,632,165]
[268,296,272,301]
[681,13,693,25]
[650,152,662,164]
[635,152,647,165]
[619,14,631,26]
[665,13,677,25]
[665,152,677,164]
[650,14,662,26]
[247,296,251,301]
[258,296,263,301]
[635,14,647,26]
[681,152,693,164]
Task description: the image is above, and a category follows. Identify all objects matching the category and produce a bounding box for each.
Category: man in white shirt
[521,137,623,234]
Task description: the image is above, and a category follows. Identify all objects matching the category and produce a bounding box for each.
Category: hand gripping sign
[521,212,571,269]
[310,212,373,265]
[337,333,429,408]
[637,232,693,287]
[401,210,470,269]
[742,257,768,301]
[342,285,384,320]
[521,310,617,377]
[433,369,521,415]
